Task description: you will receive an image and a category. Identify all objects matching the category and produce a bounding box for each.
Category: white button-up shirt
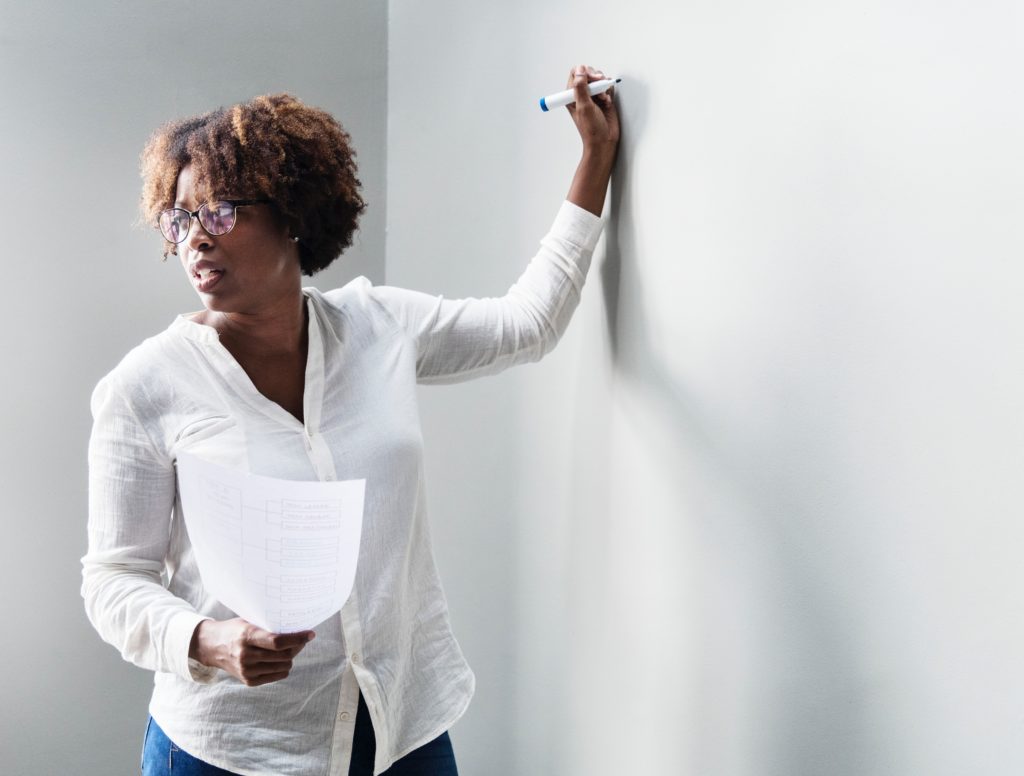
[82,201,603,776]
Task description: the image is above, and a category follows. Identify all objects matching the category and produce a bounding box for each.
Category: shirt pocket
[170,415,238,458]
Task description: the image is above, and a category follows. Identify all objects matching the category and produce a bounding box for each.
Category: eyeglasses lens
[199,202,235,236]
[159,209,190,243]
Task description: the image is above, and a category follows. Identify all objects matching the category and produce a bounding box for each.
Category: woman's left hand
[565,64,620,154]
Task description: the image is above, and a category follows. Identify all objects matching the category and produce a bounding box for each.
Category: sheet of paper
[176,452,365,634]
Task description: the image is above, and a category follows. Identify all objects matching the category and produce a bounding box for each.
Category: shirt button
[351,652,359,663]
[339,711,351,721]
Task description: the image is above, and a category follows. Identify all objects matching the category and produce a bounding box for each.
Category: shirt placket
[329,596,383,776]
[302,299,375,776]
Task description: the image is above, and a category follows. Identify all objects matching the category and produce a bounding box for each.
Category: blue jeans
[141,692,459,775]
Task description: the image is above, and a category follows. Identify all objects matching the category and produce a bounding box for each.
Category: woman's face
[173,163,301,314]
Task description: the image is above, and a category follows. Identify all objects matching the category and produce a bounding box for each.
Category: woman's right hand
[189,617,315,686]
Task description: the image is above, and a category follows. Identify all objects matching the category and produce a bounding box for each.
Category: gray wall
[388,1,1024,774]
[0,3,386,774]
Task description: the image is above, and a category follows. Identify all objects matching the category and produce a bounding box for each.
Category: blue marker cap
[539,97,549,112]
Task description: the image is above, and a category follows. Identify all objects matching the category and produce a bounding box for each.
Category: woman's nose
[184,214,213,251]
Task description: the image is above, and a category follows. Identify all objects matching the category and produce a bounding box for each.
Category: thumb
[250,627,314,651]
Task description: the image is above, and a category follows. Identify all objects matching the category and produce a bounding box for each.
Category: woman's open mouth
[192,267,225,292]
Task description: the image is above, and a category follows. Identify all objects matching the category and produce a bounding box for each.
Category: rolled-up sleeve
[81,375,216,683]
[372,200,604,383]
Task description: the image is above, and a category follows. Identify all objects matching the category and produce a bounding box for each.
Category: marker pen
[539,78,621,112]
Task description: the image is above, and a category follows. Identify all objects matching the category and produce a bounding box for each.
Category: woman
[82,64,618,776]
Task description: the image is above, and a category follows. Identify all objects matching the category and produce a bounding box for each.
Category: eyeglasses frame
[156,199,272,244]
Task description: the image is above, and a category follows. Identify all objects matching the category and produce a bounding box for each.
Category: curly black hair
[138,93,367,276]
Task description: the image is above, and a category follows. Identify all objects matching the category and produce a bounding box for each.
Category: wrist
[189,619,214,666]
[568,148,616,216]
[581,142,617,167]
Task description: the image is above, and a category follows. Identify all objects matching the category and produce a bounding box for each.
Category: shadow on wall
[568,77,875,774]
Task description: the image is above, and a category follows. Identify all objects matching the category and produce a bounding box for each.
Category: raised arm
[368,64,619,384]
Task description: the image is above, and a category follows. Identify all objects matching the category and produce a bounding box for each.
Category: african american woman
[82,64,619,776]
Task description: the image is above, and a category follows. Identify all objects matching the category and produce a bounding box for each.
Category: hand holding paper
[189,617,315,686]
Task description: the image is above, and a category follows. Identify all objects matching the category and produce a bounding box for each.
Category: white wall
[0,3,386,774]
[388,1,1024,774]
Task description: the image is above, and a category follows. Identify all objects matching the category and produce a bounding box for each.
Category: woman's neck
[203,292,309,357]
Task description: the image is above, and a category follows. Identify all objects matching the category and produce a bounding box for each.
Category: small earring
[291,235,300,242]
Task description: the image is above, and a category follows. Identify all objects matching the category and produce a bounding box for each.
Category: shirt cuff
[551,200,605,253]
[168,612,219,684]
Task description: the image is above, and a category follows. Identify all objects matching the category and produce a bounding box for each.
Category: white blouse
[82,200,603,776]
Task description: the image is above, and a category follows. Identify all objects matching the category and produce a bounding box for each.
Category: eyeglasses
[157,199,270,244]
